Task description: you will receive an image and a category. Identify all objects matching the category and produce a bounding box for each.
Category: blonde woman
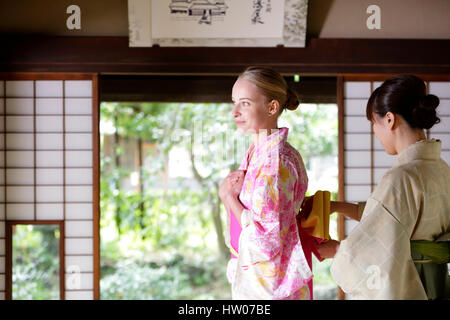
[219,66,313,300]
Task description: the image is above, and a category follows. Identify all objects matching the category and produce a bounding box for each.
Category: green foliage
[12,225,60,300]
[100,101,338,300]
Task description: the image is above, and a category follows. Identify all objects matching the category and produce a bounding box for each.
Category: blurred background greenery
[12,224,60,300]
[99,101,338,300]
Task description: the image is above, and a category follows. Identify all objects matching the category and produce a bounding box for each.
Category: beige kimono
[331,139,450,299]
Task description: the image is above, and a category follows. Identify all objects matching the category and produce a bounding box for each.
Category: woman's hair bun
[284,88,300,111]
[412,94,440,129]
[419,94,440,110]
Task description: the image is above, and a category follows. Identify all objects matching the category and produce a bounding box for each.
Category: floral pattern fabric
[225,127,312,300]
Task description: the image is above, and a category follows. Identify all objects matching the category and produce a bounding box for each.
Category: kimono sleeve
[330,175,427,299]
[239,157,297,263]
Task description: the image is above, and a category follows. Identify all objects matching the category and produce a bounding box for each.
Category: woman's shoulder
[278,142,307,178]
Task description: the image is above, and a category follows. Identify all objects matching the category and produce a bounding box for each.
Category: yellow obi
[300,190,331,240]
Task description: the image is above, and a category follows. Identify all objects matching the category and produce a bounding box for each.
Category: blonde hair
[238,66,299,113]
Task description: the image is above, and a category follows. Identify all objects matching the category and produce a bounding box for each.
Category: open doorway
[98,75,338,299]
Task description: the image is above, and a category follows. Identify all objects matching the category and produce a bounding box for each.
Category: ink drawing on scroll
[152,0,285,38]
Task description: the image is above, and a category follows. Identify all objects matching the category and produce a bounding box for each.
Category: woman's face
[231,78,275,134]
[372,112,396,155]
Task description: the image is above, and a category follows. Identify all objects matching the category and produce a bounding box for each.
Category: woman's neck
[395,128,426,154]
[251,127,279,147]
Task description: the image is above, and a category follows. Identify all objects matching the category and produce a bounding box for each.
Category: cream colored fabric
[331,139,450,299]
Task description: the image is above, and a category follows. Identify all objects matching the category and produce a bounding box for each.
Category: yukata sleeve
[235,157,298,298]
[330,173,427,299]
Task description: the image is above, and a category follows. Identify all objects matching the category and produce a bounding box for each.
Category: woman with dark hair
[314,74,450,299]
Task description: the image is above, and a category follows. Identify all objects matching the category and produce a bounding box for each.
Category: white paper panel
[374,151,396,167]
[65,272,93,290]
[373,81,383,91]
[430,116,450,133]
[65,133,92,150]
[344,82,371,98]
[36,116,63,132]
[345,217,359,235]
[436,99,450,116]
[0,119,3,132]
[66,238,93,255]
[36,151,63,167]
[0,222,4,238]
[344,117,371,133]
[0,99,4,113]
[36,98,63,114]
[35,80,63,97]
[0,239,4,255]
[66,186,93,202]
[0,134,3,150]
[345,133,371,150]
[0,292,5,300]
[429,82,450,98]
[345,168,371,185]
[429,134,450,149]
[6,186,34,202]
[66,168,93,185]
[345,151,371,167]
[36,203,64,220]
[6,81,33,97]
[0,257,4,273]
[65,116,92,132]
[65,151,92,167]
[65,81,92,97]
[0,275,4,291]
[0,187,3,202]
[66,255,93,273]
[65,290,93,300]
[374,168,389,185]
[36,186,64,202]
[6,116,34,132]
[36,168,63,185]
[0,204,4,220]
[6,168,34,184]
[0,169,4,185]
[65,98,92,114]
[442,151,450,164]
[66,203,93,220]
[66,221,93,237]
[6,133,34,149]
[5,98,33,114]
[6,203,34,220]
[344,99,367,116]
[36,133,63,150]
[0,152,3,167]
[345,185,371,202]
[0,81,4,97]
[6,151,34,167]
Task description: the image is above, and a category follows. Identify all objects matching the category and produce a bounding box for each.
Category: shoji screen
[337,75,450,298]
[0,74,99,300]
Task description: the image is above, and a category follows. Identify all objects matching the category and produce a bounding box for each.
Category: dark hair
[238,66,299,113]
[366,74,440,129]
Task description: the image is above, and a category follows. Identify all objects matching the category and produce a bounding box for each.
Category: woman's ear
[268,100,280,116]
[385,112,396,130]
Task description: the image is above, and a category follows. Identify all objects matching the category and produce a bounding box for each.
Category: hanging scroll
[128,0,308,47]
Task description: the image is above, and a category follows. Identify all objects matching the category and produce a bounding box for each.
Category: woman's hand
[314,239,340,259]
[219,170,246,201]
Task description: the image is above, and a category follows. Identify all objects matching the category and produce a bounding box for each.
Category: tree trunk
[113,114,122,236]
[188,135,228,259]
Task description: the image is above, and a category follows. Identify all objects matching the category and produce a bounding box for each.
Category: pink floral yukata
[225,127,313,300]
